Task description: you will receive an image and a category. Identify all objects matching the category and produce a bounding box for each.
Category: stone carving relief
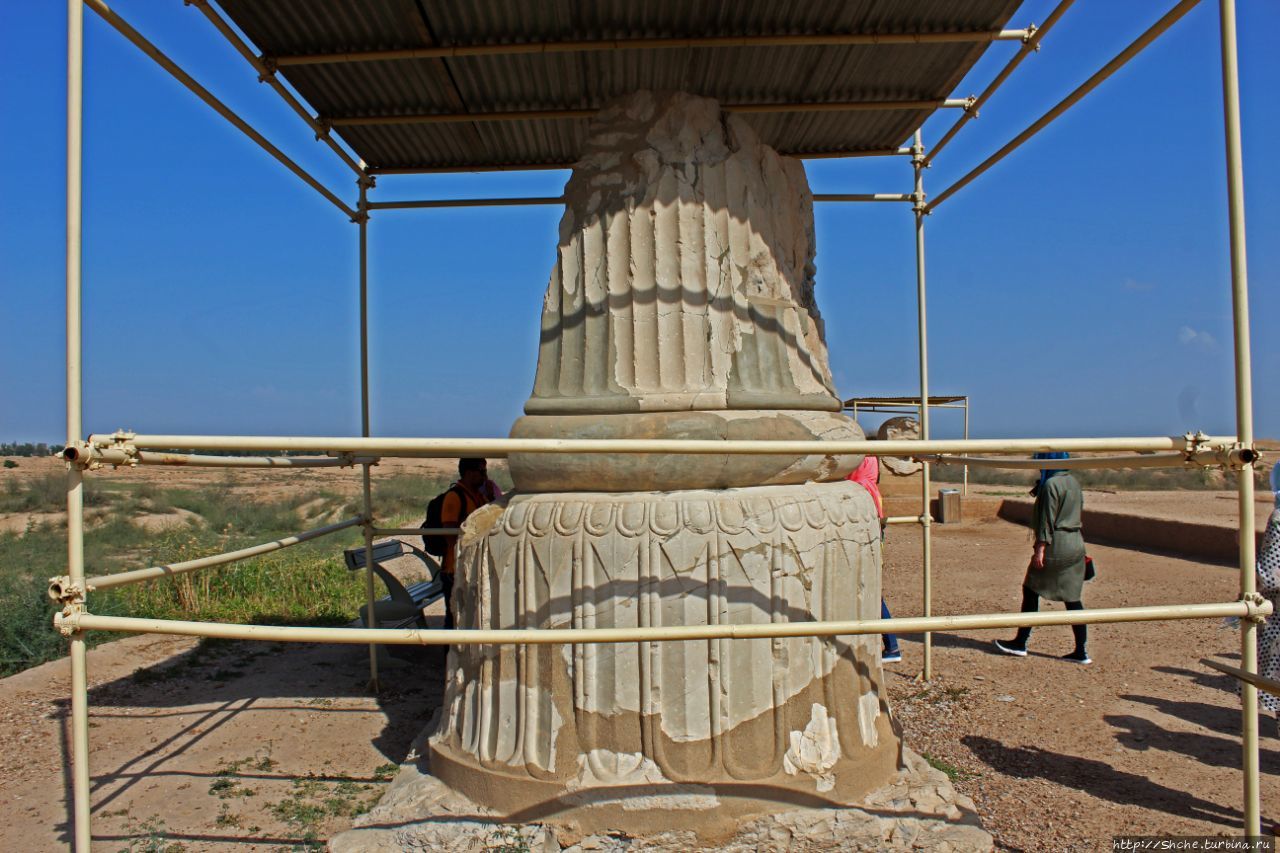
[429,482,900,823]
[509,91,865,492]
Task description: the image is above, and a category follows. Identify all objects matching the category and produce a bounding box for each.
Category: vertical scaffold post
[357,173,379,691]
[963,398,970,496]
[66,1,92,849]
[912,130,934,681]
[1219,0,1259,835]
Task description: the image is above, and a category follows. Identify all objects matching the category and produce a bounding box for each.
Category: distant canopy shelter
[843,395,970,419]
[843,396,971,493]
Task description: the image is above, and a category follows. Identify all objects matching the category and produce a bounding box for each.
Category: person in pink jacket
[848,456,901,663]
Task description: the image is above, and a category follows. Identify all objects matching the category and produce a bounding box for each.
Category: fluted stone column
[427,92,901,839]
[509,90,865,493]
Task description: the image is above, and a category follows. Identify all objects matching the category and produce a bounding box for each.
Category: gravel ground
[880,516,1277,851]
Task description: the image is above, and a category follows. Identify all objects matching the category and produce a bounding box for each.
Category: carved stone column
[508,90,865,493]
[424,92,901,838]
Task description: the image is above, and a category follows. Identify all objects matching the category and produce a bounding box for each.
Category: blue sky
[2,1,1276,444]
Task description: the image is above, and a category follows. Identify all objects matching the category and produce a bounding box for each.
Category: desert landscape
[0,452,1276,850]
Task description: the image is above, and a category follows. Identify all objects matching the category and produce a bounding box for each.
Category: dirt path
[0,601,449,851]
[0,515,1272,851]
[881,517,1276,851]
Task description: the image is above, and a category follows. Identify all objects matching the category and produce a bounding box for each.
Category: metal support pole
[963,398,970,496]
[87,433,1236,458]
[1219,0,1259,836]
[924,0,1077,167]
[189,0,363,175]
[327,99,971,128]
[62,598,1270,648]
[912,131,934,681]
[357,174,379,690]
[65,1,91,849]
[272,29,1034,68]
[927,0,1201,212]
[83,0,357,220]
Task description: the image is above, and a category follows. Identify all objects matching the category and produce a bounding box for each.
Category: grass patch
[922,752,980,783]
[372,473,452,524]
[116,815,186,853]
[267,774,381,848]
[0,484,372,676]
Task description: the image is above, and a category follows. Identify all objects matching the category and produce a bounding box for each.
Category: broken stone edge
[328,747,993,852]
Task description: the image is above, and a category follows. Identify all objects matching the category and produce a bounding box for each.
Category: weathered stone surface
[374,88,989,849]
[876,416,923,476]
[425,482,898,835]
[510,91,862,492]
[328,748,993,852]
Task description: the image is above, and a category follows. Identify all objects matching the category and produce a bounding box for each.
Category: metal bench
[343,538,444,635]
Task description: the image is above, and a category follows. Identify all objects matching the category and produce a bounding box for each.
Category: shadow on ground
[50,631,446,848]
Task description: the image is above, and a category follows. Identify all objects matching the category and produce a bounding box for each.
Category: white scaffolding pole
[65,1,91,850]
[912,130,934,681]
[1218,0,1260,836]
[357,174,379,690]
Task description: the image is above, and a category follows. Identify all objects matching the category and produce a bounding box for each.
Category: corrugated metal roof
[216,0,1025,171]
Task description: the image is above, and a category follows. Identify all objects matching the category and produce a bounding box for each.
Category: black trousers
[440,572,455,630]
[1013,584,1086,651]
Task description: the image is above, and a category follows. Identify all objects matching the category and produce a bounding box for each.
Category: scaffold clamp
[1243,592,1271,624]
[49,576,93,636]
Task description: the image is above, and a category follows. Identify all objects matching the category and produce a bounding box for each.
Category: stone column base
[329,748,993,852]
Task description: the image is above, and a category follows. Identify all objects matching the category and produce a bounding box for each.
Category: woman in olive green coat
[995,452,1091,664]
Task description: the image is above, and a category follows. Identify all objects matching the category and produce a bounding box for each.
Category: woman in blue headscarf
[996,452,1091,664]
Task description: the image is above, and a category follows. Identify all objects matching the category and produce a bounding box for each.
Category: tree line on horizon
[0,442,63,457]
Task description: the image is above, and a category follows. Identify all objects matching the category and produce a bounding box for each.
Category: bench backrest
[343,537,443,607]
[344,538,405,571]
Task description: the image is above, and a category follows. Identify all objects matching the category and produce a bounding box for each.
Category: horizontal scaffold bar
[931,449,1256,470]
[64,445,377,469]
[83,0,357,219]
[925,0,1076,167]
[367,193,913,209]
[57,599,1270,647]
[86,433,1236,459]
[1204,659,1280,698]
[365,148,913,175]
[371,528,460,537]
[327,99,972,128]
[927,0,1200,211]
[189,0,363,176]
[271,30,1033,67]
[81,516,362,591]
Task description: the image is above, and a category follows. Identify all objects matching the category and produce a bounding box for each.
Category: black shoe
[1061,649,1092,665]
[994,639,1027,657]
[882,648,903,663]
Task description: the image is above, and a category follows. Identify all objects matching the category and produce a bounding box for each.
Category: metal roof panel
[216,0,1024,170]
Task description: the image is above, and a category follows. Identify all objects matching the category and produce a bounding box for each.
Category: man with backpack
[423,458,493,629]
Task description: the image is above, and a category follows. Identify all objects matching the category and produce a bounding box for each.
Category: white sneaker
[994,639,1027,657]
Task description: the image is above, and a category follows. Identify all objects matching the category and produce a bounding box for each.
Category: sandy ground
[0,604,449,852]
[880,517,1277,851]
[0,513,1272,851]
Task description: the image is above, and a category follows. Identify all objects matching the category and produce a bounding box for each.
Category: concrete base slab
[329,748,992,852]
